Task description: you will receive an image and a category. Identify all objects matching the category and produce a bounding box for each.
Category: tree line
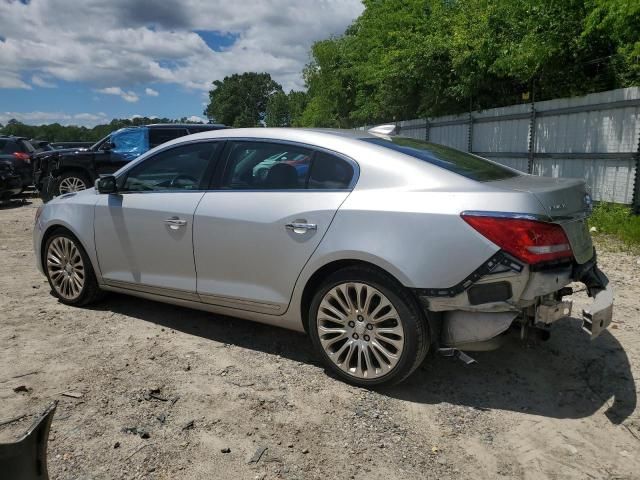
[0,117,204,143]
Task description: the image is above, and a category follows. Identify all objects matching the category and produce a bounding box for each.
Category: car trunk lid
[490,175,594,264]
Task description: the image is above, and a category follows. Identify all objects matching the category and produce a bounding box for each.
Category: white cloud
[0,111,108,127]
[31,74,56,88]
[0,70,31,89]
[96,86,140,103]
[0,0,363,92]
[145,87,159,96]
[186,115,205,123]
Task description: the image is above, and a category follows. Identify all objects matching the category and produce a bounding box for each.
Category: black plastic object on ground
[0,401,57,480]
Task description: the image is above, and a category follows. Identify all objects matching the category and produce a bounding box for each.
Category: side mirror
[100,141,115,151]
[95,175,117,194]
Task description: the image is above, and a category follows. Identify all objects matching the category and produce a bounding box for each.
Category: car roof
[145,123,227,129]
[0,136,28,141]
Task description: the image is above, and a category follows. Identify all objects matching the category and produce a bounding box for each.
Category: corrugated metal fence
[364,87,640,209]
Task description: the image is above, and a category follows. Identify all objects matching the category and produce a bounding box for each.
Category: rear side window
[223,142,312,190]
[362,137,518,182]
[149,128,189,148]
[308,152,354,189]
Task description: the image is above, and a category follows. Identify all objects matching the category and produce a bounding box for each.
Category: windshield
[90,135,110,151]
[362,137,519,182]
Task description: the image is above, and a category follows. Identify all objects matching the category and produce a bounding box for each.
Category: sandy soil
[1,197,639,480]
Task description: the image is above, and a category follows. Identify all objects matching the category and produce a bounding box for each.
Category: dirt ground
[1,197,639,480]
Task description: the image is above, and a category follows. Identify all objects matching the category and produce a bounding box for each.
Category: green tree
[265,91,290,127]
[298,0,640,127]
[204,72,283,127]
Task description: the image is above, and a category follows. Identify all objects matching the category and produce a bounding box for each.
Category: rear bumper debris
[0,401,57,480]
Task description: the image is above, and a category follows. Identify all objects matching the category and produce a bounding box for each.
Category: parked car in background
[29,139,55,153]
[33,127,613,387]
[50,142,93,150]
[33,123,226,201]
[0,161,22,200]
[0,136,35,191]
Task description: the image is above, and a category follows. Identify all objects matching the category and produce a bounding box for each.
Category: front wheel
[308,266,430,387]
[43,231,103,306]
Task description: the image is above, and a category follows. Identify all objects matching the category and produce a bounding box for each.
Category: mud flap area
[0,401,57,480]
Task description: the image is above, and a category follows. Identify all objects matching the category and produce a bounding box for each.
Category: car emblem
[549,203,566,211]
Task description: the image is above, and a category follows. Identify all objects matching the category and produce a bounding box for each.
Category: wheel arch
[40,223,99,278]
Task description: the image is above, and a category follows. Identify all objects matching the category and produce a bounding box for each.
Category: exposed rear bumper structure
[572,255,613,338]
[419,248,614,350]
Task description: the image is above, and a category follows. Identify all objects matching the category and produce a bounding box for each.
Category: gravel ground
[1,198,639,480]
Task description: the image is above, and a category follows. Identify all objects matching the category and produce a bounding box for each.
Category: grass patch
[588,202,640,249]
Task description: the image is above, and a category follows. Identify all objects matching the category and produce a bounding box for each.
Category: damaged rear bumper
[418,248,614,349]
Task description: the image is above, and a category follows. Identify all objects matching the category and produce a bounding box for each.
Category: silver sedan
[33,127,614,386]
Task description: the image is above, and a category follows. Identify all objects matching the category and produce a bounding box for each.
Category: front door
[94,141,221,298]
[193,141,356,313]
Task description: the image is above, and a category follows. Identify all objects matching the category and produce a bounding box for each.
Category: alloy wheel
[58,177,86,194]
[46,236,85,300]
[316,282,405,379]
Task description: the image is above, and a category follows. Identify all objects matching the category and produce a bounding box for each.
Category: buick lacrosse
[34,127,613,386]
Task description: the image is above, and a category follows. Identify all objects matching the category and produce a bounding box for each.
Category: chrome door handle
[165,217,187,230]
[285,222,317,233]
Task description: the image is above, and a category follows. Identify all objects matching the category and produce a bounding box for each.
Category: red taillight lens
[461,214,573,264]
[13,152,30,163]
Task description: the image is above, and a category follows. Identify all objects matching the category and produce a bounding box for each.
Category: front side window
[122,142,219,192]
[362,137,518,182]
[111,128,149,160]
[223,142,312,190]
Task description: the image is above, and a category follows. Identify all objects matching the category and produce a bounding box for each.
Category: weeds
[588,202,640,249]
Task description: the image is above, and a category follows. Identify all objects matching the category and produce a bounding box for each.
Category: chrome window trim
[460,210,552,222]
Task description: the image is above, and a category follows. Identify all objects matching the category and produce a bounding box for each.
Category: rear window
[362,137,518,182]
[0,139,19,154]
[149,128,189,148]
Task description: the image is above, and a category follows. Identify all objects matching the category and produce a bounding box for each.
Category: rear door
[193,141,356,314]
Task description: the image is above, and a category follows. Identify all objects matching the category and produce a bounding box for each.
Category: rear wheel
[44,231,103,306]
[55,171,90,196]
[308,266,430,387]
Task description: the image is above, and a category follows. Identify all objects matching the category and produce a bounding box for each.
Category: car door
[94,141,222,299]
[193,141,356,314]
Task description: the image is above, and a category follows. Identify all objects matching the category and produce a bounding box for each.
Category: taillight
[13,152,31,163]
[461,214,573,264]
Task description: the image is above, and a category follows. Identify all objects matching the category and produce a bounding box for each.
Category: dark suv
[34,123,226,201]
[0,136,36,190]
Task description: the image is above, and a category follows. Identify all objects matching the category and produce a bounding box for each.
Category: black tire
[43,230,104,306]
[53,171,91,197]
[308,266,430,387]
